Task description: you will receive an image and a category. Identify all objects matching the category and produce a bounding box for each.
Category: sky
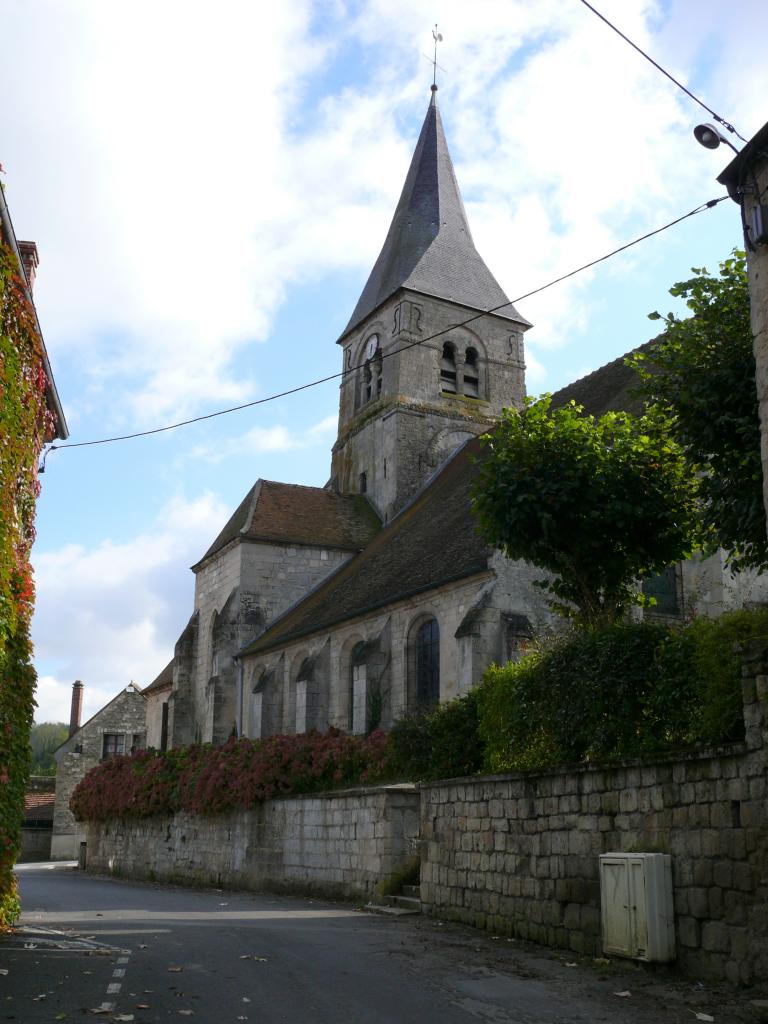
[2,0,766,723]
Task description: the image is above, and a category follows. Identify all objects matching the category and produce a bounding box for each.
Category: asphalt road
[0,862,758,1023]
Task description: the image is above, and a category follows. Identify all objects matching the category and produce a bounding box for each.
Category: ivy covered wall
[0,239,51,927]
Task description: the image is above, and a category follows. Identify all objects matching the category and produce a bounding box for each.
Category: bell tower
[330,86,531,522]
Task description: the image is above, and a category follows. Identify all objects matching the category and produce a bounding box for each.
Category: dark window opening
[102,733,125,760]
[415,618,440,707]
[160,702,169,752]
[364,362,372,403]
[440,343,457,394]
[463,347,480,398]
[642,565,680,616]
[359,471,367,493]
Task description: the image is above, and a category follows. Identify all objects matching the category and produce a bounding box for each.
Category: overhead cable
[577,0,747,143]
[40,194,729,467]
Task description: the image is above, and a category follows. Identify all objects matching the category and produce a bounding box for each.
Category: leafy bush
[678,607,768,746]
[477,611,765,772]
[386,692,484,782]
[71,728,393,822]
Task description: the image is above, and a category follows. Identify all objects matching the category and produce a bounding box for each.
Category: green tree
[29,723,68,776]
[471,398,700,625]
[633,251,766,571]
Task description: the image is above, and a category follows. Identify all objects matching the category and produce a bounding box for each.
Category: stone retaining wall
[420,645,768,984]
[85,784,419,900]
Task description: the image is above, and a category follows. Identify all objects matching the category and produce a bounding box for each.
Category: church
[149,86,767,751]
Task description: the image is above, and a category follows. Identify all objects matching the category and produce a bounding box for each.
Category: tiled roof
[195,480,381,568]
[24,792,54,822]
[240,439,492,656]
[143,659,174,695]
[340,90,529,341]
[548,340,656,418]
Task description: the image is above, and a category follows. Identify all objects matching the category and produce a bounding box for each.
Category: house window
[102,733,125,759]
[415,618,440,707]
[440,343,457,394]
[463,347,480,398]
[359,471,367,494]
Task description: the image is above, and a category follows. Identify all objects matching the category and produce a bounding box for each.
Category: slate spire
[341,86,527,340]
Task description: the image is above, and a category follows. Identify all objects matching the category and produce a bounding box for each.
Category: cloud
[190,412,338,463]
[32,492,230,722]
[4,0,751,427]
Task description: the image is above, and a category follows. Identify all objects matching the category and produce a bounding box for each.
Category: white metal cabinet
[599,852,675,962]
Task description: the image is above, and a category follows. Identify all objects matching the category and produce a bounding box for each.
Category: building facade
[161,87,768,750]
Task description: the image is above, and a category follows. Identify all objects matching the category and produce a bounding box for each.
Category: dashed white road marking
[107,982,121,994]
[113,967,126,977]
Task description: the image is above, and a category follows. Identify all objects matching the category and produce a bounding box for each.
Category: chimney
[69,680,84,737]
[17,240,39,294]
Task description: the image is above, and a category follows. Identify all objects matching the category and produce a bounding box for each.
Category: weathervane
[428,24,444,88]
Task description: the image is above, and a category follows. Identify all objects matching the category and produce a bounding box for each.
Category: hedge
[477,610,768,771]
[70,728,393,822]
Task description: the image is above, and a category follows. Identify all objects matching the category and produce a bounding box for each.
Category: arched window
[415,618,440,707]
[364,361,373,403]
[349,641,367,734]
[440,343,457,394]
[463,347,480,398]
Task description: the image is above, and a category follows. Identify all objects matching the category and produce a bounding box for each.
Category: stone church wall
[174,540,353,745]
[242,574,493,738]
[85,784,420,900]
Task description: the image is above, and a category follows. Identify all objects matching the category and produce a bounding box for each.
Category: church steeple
[331,87,530,522]
[340,87,528,341]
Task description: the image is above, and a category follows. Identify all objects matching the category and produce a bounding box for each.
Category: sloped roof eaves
[143,659,174,695]
[194,484,258,567]
[548,340,656,418]
[239,440,492,657]
[241,566,492,658]
[192,482,381,571]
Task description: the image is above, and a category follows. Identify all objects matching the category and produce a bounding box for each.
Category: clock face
[365,334,379,360]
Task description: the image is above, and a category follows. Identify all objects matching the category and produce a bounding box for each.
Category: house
[161,85,767,748]
[51,680,146,859]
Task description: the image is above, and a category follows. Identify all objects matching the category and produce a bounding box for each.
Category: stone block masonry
[85,785,420,901]
[84,644,768,984]
[420,644,768,985]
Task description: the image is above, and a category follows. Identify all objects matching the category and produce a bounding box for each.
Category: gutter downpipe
[0,188,68,439]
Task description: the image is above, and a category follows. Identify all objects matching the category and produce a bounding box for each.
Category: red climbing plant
[0,240,50,928]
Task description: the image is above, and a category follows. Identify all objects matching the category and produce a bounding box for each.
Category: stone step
[401,884,421,899]
[365,902,420,917]
[389,894,421,912]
